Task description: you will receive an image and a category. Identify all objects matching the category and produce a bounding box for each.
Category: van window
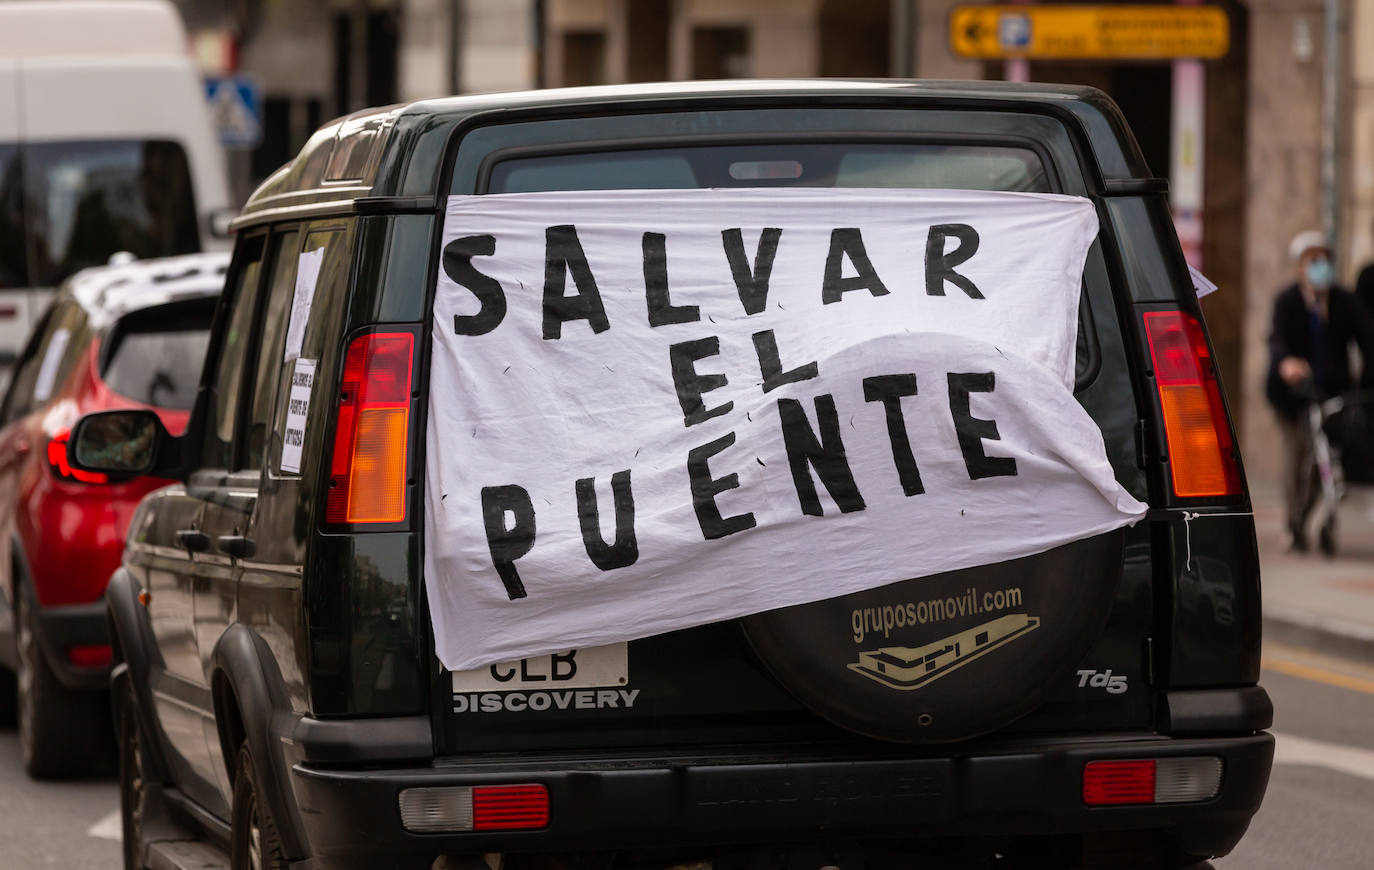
[487,143,1050,194]
[0,144,23,288]
[100,299,216,411]
[24,140,200,287]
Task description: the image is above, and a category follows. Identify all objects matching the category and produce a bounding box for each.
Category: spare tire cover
[740,530,1126,743]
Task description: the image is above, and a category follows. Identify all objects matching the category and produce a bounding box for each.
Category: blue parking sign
[205,76,262,149]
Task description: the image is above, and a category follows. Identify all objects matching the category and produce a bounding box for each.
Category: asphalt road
[1,645,1372,869]
[1216,644,1374,870]
[0,729,120,867]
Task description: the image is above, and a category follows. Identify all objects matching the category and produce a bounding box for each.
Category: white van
[0,0,231,362]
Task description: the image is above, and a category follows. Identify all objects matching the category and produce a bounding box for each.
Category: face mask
[1306,258,1334,290]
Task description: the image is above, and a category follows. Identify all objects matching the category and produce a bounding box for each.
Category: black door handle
[175,529,210,552]
[217,535,256,560]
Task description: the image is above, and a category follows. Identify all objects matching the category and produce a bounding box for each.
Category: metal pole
[1321,0,1342,259]
[890,0,916,78]
[533,0,546,89]
[449,0,463,95]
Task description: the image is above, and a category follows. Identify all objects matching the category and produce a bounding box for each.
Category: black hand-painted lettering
[821,227,890,304]
[480,485,537,600]
[643,232,699,327]
[722,227,782,315]
[444,234,507,336]
[686,432,757,540]
[924,224,984,298]
[575,469,639,570]
[777,394,866,516]
[752,329,818,393]
[947,372,1017,479]
[542,224,610,339]
[669,337,732,427]
[863,374,924,496]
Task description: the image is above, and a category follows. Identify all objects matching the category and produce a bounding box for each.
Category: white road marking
[1273,731,1374,782]
[86,809,122,842]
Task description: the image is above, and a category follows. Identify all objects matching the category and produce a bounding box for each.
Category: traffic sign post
[204,76,262,150]
[949,5,1229,60]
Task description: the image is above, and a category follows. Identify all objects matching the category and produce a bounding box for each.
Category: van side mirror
[207,207,238,240]
[68,410,180,478]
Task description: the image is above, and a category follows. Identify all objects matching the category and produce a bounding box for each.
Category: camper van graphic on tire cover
[849,613,1041,691]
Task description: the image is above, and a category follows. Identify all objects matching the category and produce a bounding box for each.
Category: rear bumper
[288,731,1274,869]
[35,599,110,691]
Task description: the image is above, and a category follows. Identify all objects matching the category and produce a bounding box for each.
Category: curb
[1263,606,1374,663]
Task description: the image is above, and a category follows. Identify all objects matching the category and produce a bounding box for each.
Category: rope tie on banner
[1180,511,1253,573]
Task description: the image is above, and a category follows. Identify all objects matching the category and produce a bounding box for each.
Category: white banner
[424,188,1147,672]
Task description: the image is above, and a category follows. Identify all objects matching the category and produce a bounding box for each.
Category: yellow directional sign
[949,5,1230,60]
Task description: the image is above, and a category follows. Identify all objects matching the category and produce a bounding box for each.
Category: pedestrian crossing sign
[205,76,262,149]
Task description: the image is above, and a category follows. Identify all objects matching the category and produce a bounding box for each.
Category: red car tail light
[1083,759,1155,805]
[1142,310,1241,498]
[397,783,549,833]
[472,784,551,831]
[1084,757,1223,806]
[66,644,113,668]
[46,429,108,484]
[326,331,414,524]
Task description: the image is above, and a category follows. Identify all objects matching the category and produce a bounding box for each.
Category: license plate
[450,644,629,692]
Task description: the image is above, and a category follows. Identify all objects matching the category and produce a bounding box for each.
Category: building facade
[175,0,1371,485]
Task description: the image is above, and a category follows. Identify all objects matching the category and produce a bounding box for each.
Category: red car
[0,252,226,777]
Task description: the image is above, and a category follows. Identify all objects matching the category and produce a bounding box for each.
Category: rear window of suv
[487,143,1050,194]
[100,298,215,411]
[482,140,1098,385]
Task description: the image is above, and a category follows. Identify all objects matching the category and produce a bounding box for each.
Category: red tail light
[1083,757,1223,805]
[47,429,108,484]
[1083,759,1155,805]
[67,644,113,668]
[1142,311,1241,498]
[472,784,550,830]
[326,332,414,524]
[398,783,550,832]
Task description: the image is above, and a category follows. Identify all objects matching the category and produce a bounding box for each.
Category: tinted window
[0,144,24,288]
[203,237,265,469]
[3,300,91,419]
[100,299,215,411]
[243,229,300,471]
[486,140,1099,387]
[24,140,199,287]
[0,303,54,422]
[271,224,351,475]
[488,143,1050,193]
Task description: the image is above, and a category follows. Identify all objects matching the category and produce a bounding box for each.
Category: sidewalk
[1256,480,1374,661]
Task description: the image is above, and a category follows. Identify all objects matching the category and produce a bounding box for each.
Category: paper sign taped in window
[280,357,317,474]
[284,248,326,362]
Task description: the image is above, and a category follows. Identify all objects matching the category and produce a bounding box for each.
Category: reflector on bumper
[1083,756,1223,806]
[399,784,549,833]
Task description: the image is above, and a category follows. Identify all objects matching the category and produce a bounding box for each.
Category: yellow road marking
[1263,656,1374,696]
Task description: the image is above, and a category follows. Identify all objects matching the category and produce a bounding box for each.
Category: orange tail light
[1142,310,1241,498]
[326,331,414,524]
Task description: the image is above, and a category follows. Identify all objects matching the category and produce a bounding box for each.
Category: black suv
[72,82,1271,870]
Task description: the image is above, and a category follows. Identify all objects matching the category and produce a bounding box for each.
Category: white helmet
[1289,229,1330,262]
